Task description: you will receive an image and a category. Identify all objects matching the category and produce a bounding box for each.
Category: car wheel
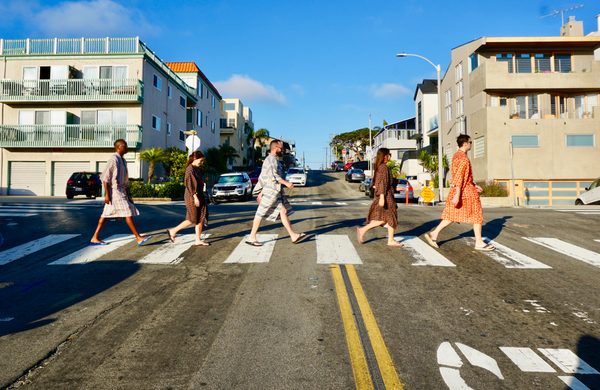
[575,199,584,205]
[246,190,252,201]
[369,190,374,198]
[66,194,74,199]
[86,194,93,198]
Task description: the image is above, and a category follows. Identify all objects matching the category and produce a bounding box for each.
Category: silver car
[345,169,366,182]
[393,179,414,201]
[285,167,307,187]
[575,177,600,205]
[212,172,253,202]
[359,177,372,192]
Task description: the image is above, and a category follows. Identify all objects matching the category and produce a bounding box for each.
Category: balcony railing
[0,78,143,103]
[0,124,142,148]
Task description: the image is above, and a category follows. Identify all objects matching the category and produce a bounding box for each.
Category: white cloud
[370,83,411,99]
[214,75,287,105]
[32,0,156,37]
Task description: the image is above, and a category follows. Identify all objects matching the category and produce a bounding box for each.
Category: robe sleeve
[100,156,116,185]
[451,156,470,190]
[374,165,390,197]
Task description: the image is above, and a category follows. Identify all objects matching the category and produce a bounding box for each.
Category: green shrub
[157,182,185,198]
[129,181,159,198]
[480,181,508,197]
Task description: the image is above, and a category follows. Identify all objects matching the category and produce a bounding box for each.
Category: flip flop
[474,243,495,251]
[195,241,210,246]
[245,241,263,247]
[424,232,439,249]
[387,241,404,247]
[166,229,175,243]
[357,227,364,244]
[292,233,307,244]
[90,241,109,246]
[137,236,152,246]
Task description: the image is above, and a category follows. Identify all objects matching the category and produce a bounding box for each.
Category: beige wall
[220,98,246,166]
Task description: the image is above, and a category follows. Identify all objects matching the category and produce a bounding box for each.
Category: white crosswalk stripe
[224,234,278,263]
[316,234,362,264]
[538,348,600,374]
[138,234,211,265]
[396,236,456,267]
[48,234,133,265]
[558,376,591,390]
[499,347,556,372]
[523,237,600,269]
[0,234,80,265]
[464,237,551,269]
[0,213,39,217]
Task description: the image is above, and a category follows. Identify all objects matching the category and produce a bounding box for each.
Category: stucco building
[219,98,253,168]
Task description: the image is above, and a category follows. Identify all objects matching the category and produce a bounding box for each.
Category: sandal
[195,241,210,246]
[166,229,175,243]
[475,243,495,251]
[424,232,439,249]
[292,233,307,244]
[245,241,263,247]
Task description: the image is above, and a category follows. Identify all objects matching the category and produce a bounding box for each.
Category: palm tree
[418,150,449,188]
[219,144,240,167]
[139,147,167,183]
[247,127,270,167]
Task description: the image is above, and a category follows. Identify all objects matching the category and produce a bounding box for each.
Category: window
[469,53,478,72]
[179,96,186,108]
[206,89,209,99]
[206,116,208,126]
[197,81,203,98]
[212,96,216,108]
[490,94,507,107]
[211,121,215,133]
[152,115,161,130]
[457,116,466,134]
[554,54,572,73]
[445,89,453,122]
[168,86,172,98]
[179,130,185,142]
[228,118,235,127]
[496,53,514,73]
[551,95,567,118]
[534,54,551,72]
[511,134,539,148]
[197,110,202,127]
[566,134,594,147]
[167,122,171,136]
[513,94,538,119]
[186,108,193,124]
[153,74,161,90]
[223,102,236,110]
[516,54,531,73]
[455,62,463,80]
[220,118,227,128]
[418,102,422,133]
[473,136,485,158]
[574,94,598,118]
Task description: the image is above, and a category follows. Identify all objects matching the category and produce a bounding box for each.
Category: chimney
[561,15,584,37]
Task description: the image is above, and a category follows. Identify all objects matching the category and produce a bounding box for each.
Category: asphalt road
[1,171,599,390]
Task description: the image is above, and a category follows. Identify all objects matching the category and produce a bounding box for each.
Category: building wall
[220,98,245,166]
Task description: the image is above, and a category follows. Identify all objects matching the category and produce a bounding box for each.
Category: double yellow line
[331,264,404,390]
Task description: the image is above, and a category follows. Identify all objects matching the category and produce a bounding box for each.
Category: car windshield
[70,173,96,180]
[288,168,304,174]
[218,175,243,183]
[351,169,364,174]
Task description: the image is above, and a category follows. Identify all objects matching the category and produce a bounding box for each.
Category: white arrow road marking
[437,342,463,368]
[439,367,474,390]
[48,234,133,265]
[455,343,504,380]
[316,234,362,264]
[0,234,80,265]
[396,236,456,267]
[224,234,278,263]
[523,238,600,269]
[558,376,592,390]
[137,234,211,265]
[538,349,600,374]
[499,347,556,372]
[465,237,551,269]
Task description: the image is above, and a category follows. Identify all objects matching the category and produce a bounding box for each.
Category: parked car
[365,181,374,198]
[343,161,353,171]
[331,160,344,171]
[65,172,102,199]
[393,179,414,201]
[285,167,307,187]
[248,167,262,187]
[212,172,253,202]
[359,177,372,192]
[346,169,366,182]
[575,177,600,205]
[350,161,369,171]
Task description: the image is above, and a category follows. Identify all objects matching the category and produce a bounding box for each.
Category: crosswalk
[0,203,102,217]
[1,230,600,271]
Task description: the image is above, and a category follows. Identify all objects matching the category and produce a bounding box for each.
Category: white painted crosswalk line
[224,234,278,263]
[316,235,362,264]
[0,205,85,210]
[334,202,348,205]
[0,234,80,265]
[0,213,38,217]
[311,202,322,205]
[499,347,555,372]
[48,234,133,265]
[396,236,456,267]
[0,208,66,213]
[523,237,600,269]
[575,212,600,215]
[138,234,211,265]
[538,348,600,374]
[465,237,551,269]
[558,376,591,390]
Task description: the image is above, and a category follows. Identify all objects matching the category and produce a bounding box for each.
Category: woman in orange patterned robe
[424,134,494,251]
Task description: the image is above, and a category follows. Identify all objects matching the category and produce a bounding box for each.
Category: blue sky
[1,0,599,167]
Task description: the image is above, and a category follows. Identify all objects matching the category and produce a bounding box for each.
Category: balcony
[0,79,143,103]
[469,60,600,97]
[220,127,235,134]
[0,124,142,148]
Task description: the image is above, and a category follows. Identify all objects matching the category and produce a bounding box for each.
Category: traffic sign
[185,135,201,155]
[342,149,347,155]
[420,186,436,202]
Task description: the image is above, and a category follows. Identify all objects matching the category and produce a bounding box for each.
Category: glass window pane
[524,182,549,188]
[499,96,507,106]
[496,53,513,73]
[83,66,99,79]
[552,182,577,188]
[81,111,96,124]
[112,110,127,124]
[99,66,112,79]
[528,95,538,118]
[35,111,50,125]
[97,110,111,125]
[587,94,598,112]
[554,54,571,73]
[23,67,37,80]
[516,54,531,73]
[114,66,127,79]
[515,96,526,118]
[566,134,594,147]
[534,54,551,72]
[512,134,539,147]
[491,95,498,107]
[574,95,584,118]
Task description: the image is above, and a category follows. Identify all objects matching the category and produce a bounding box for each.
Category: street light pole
[369,114,372,175]
[396,52,444,202]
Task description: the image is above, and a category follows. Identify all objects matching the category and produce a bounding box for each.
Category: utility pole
[323,147,328,170]
[369,114,372,174]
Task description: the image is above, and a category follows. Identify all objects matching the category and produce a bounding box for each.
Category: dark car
[66,172,102,199]
[345,169,366,182]
[248,167,262,187]
[344,161,353,171]
[350,161,369,170]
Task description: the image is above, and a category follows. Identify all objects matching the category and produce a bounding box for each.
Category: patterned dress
[367,163,398,229]
[184,164,208,226]
[441,149,483,224]
[100,153,139,219]
[253,153,294,221]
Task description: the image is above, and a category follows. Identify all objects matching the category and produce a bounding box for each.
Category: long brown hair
[371,148,390,186]
[186,150,205,167]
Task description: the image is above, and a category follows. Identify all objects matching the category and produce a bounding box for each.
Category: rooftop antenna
[541,4,585,25]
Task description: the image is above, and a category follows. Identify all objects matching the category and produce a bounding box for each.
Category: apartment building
[0,37,205,196]
[220,98,253,167]
[414,79,438,153]
[165,62,222,152]
[439,16,600,205]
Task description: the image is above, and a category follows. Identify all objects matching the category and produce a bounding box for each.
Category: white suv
[575,177,600,205]
[212,172,253,202]
[285,167,307,187]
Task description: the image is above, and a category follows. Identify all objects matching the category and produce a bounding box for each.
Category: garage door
[9,162,46,196]
[52,162,90,196]
[96,161,107,174]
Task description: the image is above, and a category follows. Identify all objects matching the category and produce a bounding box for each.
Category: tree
[418,150,449,188]
[330,128,374,161]
[219,144,240,166]
[205,147,227,172]
[139,147,167,183]
[163,147,187,182]
[246,127,270,167]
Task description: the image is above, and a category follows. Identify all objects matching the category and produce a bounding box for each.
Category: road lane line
[523,237,600,269]
[499,347,555,372]
[396,236,456,267]
[331,265,374,390]
[0,234,80,265]
[223,234,278,263]
[345,265,405,389]
[138,234,211,265]
[48,234,133,265]
[538,349,600,374]
[316,235,362,264]
[464,237,551,269]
